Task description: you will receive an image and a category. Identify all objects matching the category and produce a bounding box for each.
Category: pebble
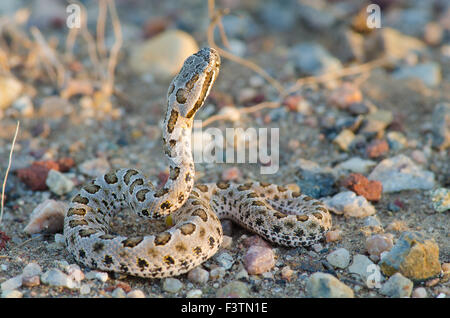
[54,233,65,246]
[295,169,336,198]
[393,62,441,87]
[221,235,233,249]
[79,157,111,177]
[366,139,389,158]
[332,29,364,63]
[210,267,226,280]
[244,245,275,275]
[386,132,408,150]
[0,275,23,291]
[215,252,234,270]
[380,273,413,298]
[1,290,23,298]
[186,289,203,298]
[12,95,34,117]
[41,268,76,289]
[412,287,427,298]
[127,289,146,298]
[366,234,394,257]
[128,29,199,79]
[333,129,355,151]
[162,278,183,293]
[342,173,382,201]
[23,199,67,234]
[112,287,127,298]
[66,264,84,283]
[22,275,40,287]
[281,266,294,281]
[37,96,73,119]
[221,167,242,181]
[429,188,450,213]
[22,262,43,278]
[348,254,375,282]
[379,231,441,281]
[85,270,109,282]
[235,268,249,281]
[260,2,295,31]
[325,230,342,243]
[297,4,336,32]
[306,272,354,298]
[368,154,435,193]
[328,82,363,109]
[335,157,376,175]
[0,75,23,110]
[216,281,249,298]
[45,170,74,195]
[187,267,209,284]
[326,248,351,269]
[79,284,91,295]
[364,215,382,228]
[431,102,450,150]
[411,150,427,164]
[290,42,342,76]
[323,191,376,218]
[361,110,393,135]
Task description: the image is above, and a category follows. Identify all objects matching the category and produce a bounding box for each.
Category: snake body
[63,48,332,278]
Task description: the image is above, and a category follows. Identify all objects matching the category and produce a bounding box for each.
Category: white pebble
[215,252,234,270]
[66,264,84,283]
[326,248,351,269]
[79,284,91,295]
[22,262,42,278]
[412,287,427,298]
[85,270,108,282]
[46,170,75,196]
[112,287,127,298]
[186,289,202,298]
[210,267,226,280]
[221,235,233,249]
[162,278,183,293]
[1,290,23,298]
[41,268,76,289]
[0,275,23,291]
[127,289,146,298]
[23,199,68,234]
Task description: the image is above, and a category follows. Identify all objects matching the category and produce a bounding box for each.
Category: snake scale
[63,48,332,278]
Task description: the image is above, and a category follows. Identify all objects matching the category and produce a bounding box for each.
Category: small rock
[22,275,40,287]
[79,157,111,177]
[333,129,355,152]
[328,82,363,110]
[323,191,376,218]
[411,150,427,164]
[162,278,183,293]
[412,287,427,298]
[297,4,336,32]
[295,169,337,199]
[128,29,199,79]
[46,170,74,195]
[290,42,342,76]
[23,199,68,234]
[187,267,209,284]
[41,268,76,288]
[1,290,23,298]
[242,235,271,248]
[431,102,450,150]
[379,231,441,281]
[380,273,413,297]
[430,188,450,213]
[368,155,435,193]
[235,268,249,281]
[66,264,84,283]
[306,272,354,298]
[221,167,241,181]
[361,110,393,135]
[79,284,91,295]
[127,289,145,298]
[215,252,234,270]
[210,267,226,280]
[244,245,275,275]
[366,234,394,257]
[326,230,342,243]
[0,275,23,291]
[216,281,249,298]
[22,262,42,278]
[112,287,126,298]
[393,62,441,87]
[85,270,109,282]
[12,95,34,117]
[0,75,23,110]
[348,254,375,281]
[221,235,233,249]
[332,29,364,63]
[386,131,408,151]
[37,96,73,119]
[366,139,389,158]
[186,289,202,298]
[335,157,376,174]
[424,22,443,46]
[342,173,382,201]
[364,216,382,227]
[326,248,351,269]
[281,266,294,281]
[54,233,65,246]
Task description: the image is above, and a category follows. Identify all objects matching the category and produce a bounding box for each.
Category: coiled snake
[63,48,332,278]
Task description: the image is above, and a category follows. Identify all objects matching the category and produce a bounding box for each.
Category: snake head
[167,47,221,119]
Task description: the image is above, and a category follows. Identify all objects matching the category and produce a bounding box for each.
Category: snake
[63,48,332,278]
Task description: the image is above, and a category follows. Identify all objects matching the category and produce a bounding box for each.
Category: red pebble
[242,235,271,248]
[342,173,383,201]
[366,139,389,158]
